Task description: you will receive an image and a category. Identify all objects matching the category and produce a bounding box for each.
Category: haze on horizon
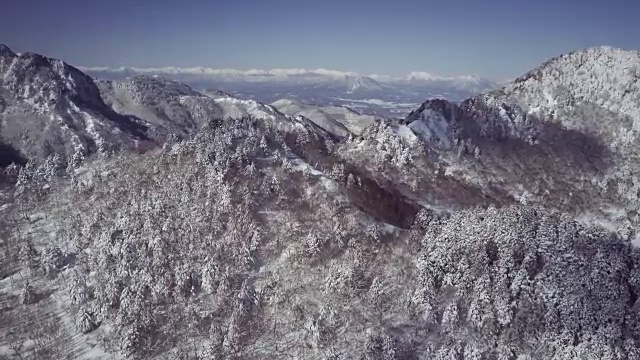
[1,0,639,80]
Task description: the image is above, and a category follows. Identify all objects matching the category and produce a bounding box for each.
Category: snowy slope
[398,46,640,233]
[483,46,640,147]
[0,44,331,165]
[213,97,285,122]
[202,88,233,99]
[403,99,457,148]
[404,47,640,149]
[0,44,155,162]
[271,99,378,137]
[314,103,378,135]
[97,76,326,139]
[96,76,223,135]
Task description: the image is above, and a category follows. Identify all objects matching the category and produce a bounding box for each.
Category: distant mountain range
[81,66,498,117]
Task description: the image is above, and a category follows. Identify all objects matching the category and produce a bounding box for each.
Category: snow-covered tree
[75,307,97,333]
[21,281,36,305]
[68,270,90,305]
[364,331,398,360]
[19,241,40,271]
[40,245,63,276]
[416,206,640,357]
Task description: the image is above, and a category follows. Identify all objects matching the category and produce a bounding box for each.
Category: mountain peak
[0,44,16,73]
[516,46,640,82]
[577,45,636,55]
[0,43,13,54]
[505,45,640,137]
[558,45,640,65]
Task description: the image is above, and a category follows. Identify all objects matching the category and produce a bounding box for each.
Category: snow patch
[407,109,452,148]
[334,97,418,109]
[393,124,419,143]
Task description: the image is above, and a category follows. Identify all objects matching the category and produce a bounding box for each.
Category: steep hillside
[96,76,223,135]
[464,47,640,149]
[0,44,155,162]
[0,45,332,166]
[504,46,640,141]
[402,47,640,232]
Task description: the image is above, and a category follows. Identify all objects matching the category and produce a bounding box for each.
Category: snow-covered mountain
[95,76,220,135]
[406,46,640,150]
[0,44,156,163]
[0,45,335,164]
[98,75,305,128]
[97,76,278,137]
[271,98,378,136]
[491,46,640,148]
[402,46,640,232]
[82,66,498,117]
[374,72,497,96]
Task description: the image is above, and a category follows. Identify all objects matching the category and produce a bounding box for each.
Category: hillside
[402,47,640,233]
[0,44,156,162]
[271,99,378,137]
[0,46,332,166]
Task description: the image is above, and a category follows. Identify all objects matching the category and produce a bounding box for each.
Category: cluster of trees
[55,117,383,357]
[352,120,415,170]
[415,205,640,359]
[59,118,276,356]
[4,113,640,359]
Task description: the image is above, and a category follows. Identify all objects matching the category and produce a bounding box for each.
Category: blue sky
[1,0,639,79]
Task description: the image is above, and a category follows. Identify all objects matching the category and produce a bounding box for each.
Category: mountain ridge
[0,44,336,164]
[0,44,156,161]
[407,46,640,145]
[401,45,640,235]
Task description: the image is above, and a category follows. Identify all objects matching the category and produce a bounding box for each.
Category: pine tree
[21,281,36,305]
[75,307,97,333]
[19,241,40,271]
[41,245,63,276]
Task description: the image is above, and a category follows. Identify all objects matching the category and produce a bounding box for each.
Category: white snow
[633,234,640,248]
[393,124,419,143]
[214,97,281,121]
[68,102,106,151]
[272,98,375,135]
[334,98,418,108]
[407,109,452,148]
[501,46,640,145]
